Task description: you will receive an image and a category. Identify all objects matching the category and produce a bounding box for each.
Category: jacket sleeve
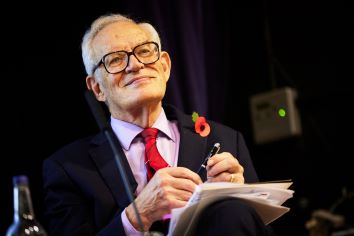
[42,158,127,236]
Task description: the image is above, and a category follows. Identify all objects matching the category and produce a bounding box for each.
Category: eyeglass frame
[91,41,160,74]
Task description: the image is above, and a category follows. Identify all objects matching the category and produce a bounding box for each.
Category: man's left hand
[206,152,244,183]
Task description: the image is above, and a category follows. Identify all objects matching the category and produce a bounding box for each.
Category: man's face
[90,21,171,116]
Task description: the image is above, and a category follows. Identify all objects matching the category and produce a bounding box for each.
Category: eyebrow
[108,40,151,53]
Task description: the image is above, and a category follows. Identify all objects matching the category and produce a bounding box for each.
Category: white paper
[168,181,294,236]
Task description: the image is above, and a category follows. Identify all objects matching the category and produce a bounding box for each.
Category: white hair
[81,14,162,76]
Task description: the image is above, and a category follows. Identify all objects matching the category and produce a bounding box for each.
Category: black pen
[197,143,221,175]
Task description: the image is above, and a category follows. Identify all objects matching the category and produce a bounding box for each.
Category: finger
[165,197,189,210]
[207,172,244,184]
[161,167,203,185]
[138,180,191,211]
[206,171,229,182]
[165,176,200,193]
[233,173,245,184]
[206,152,230,167]
[166,187,194,202]
[157,188,192,209]
[207,152,235,169]
[137,196,188,222]
[207,153,244,177]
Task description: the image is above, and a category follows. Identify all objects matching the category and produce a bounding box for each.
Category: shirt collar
[110,108,175,150]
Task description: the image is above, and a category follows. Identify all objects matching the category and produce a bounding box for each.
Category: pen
[197,143,221,175]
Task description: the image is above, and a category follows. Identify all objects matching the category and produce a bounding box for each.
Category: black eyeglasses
[92,42,160,74]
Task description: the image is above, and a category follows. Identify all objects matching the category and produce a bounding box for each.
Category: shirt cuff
[121,208,144,236]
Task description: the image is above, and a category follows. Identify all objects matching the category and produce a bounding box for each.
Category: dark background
[2,1,353,235]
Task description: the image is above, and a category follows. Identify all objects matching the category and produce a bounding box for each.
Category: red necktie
[141,128,169,181]
[141,128,171,231]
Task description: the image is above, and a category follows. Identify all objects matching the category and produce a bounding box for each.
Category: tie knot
[141,128,159,143]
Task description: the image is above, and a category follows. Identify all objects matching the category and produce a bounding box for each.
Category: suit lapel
[89,133,138,207]
[178,126,207,174]
[164,105,208,179]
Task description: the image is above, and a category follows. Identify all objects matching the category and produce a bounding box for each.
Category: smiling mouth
[125,76,154,86]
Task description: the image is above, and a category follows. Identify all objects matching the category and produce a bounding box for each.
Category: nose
[125,54,144,73]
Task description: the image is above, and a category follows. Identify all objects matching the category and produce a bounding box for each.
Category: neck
[111,102,162,128]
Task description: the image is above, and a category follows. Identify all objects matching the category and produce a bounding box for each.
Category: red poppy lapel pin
[192,112,211,137]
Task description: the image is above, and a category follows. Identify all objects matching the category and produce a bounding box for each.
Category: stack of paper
[168,181,294,236]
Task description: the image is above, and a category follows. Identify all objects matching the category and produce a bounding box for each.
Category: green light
[278,108,286,118]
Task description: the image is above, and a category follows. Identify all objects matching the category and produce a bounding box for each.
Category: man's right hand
[126,167,202,231]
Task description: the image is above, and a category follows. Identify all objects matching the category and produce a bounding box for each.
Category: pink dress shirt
[110,109,180,235]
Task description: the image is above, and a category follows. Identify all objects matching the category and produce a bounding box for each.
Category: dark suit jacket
[43,104,259,236]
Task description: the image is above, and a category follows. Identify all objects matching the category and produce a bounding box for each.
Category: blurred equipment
[250,87,302,144]
[305,188,354,236]
[306,209,344,236]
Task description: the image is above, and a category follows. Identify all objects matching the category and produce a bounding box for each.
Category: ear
[160,51,171,82]
[86,75,106,102]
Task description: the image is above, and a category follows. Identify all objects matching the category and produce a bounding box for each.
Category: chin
[132,93,164,107]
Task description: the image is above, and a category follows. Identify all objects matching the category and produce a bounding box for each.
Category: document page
[168,181,294,236]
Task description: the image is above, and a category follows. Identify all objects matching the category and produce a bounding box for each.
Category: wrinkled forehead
[93,21,150,56]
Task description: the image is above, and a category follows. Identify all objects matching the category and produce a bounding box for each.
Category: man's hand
[126,167,202,231]
[206,152,245,184]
